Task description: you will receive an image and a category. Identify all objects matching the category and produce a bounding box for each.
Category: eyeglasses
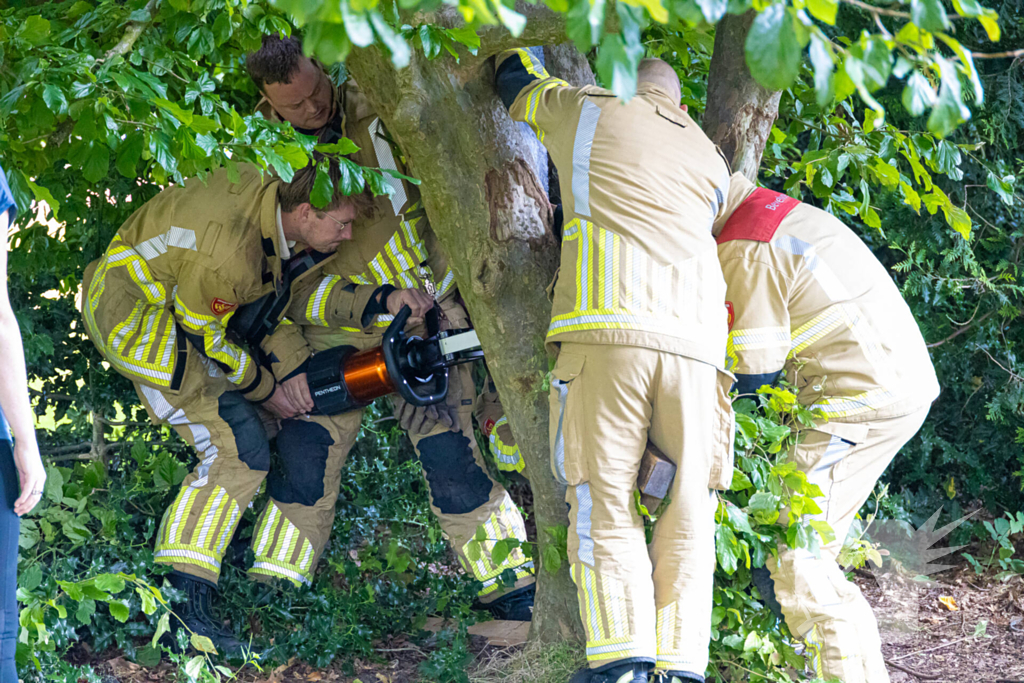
[322,212,354,230]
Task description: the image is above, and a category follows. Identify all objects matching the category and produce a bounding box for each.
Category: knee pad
[417,431,492,515]
[217,391,270,471]
[268,419,334,506]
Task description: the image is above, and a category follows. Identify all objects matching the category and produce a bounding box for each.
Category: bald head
[637,58,681,103]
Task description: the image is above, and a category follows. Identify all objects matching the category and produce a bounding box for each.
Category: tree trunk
[346,29,583,643]
[703,11,781,181]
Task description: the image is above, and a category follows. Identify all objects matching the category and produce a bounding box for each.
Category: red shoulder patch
[726,301,735,330]
[483,418,496,437]
[716,187,800,245]
[210,298,238,316]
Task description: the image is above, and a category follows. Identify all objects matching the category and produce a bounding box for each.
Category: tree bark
[702,11,781,181]
[346,41,583,642]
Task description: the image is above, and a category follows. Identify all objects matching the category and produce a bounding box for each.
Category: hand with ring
[13,438,46,516]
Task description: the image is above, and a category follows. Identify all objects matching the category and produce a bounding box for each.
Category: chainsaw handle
[382,305,449,407]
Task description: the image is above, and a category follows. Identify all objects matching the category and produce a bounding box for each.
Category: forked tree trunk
[346,19,583,642]
[346,13,777,643]
[702,11,781,181]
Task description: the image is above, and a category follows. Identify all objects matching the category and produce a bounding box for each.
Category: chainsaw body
[306,305,484,415]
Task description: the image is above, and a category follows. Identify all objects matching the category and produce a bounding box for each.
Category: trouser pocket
[708,369,737,491]
[548,351,587,486]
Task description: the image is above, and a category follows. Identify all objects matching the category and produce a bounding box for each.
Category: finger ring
[31,489,43,495]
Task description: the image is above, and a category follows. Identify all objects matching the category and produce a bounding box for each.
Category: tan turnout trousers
[769,408,930,683]
[139,370,362,588]
[550,343,734,674]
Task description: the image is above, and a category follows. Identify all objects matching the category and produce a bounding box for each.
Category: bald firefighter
[82,161,372,652]
[495,53,736,683]
[245,35,536,619]
[714,173,939,683]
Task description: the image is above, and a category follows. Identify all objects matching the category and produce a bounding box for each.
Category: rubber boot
[569,660,652,683]
[166,571,244,659]
[478,583,535,621]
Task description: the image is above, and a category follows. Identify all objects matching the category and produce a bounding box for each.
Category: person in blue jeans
[0,162,46,681]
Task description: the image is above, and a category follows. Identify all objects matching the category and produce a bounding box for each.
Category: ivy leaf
[911,0,950,33]
[745,5,802,91]
[135,645,161,667]
[42,85,69,116]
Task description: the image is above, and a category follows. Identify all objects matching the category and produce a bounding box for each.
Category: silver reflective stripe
[135,226,198,261]
[575,482,595,566]
[155,548,220,569]
[552,379,570,484]
[773,236,851,301]
[368,118,408,217]
[806,435,852,520]
[571,100,601,218]
[586,640,642,657]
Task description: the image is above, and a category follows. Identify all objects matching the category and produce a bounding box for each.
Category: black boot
[569,660,652,683]
[166,571,244,659]
[478,583,535,621]
[657,672,705,683]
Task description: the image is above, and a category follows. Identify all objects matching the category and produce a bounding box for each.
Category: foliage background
[1,0,1022,680]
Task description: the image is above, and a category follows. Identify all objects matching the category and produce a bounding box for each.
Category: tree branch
[926,310,994,348]
[103,0,161,61]
[971,49,1024,60]
[425,2,571,60]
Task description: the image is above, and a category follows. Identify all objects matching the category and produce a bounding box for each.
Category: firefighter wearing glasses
[714,172,938,683]
[246,35,535,618]
[496,52,736,683]
[82,161,371,652]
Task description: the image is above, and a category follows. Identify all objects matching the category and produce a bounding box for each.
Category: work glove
[391,369,463,435]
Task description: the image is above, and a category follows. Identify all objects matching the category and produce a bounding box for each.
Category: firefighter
[245,35,536,618]
[81,160,386,653]
[714,172,940,683]
[495,53,737,683]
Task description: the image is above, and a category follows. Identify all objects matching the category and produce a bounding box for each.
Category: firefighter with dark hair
[81,159,376,652]
[495,52,736,683]
[245,35,536,619]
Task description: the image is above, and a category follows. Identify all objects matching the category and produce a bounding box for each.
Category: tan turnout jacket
[82,165,332,404]
[714,173,939,421]
[495,49,733,365]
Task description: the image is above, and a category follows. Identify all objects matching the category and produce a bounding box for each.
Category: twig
[40,442,92,456]
[973,49,1024,60]
[102,0,161,61]
[885,660,942,680]
[889,634,975,662]
[840,0,911,18]
[29,388,81,403]
[927,310,994,348]
[980,348,1024,382]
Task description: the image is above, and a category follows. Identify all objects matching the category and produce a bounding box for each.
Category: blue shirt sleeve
[0,163,17,224]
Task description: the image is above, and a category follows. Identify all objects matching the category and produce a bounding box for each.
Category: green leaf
[187,27,215,58]
[17,16,51,46]
[27,180,60,220]
[75,598,96,626]
[108,600,130,623]
[154,98,194,126]
[694,0,728,23]
[185,655,205,679]
[936,34,983,103]
[151,612,171,647]
[491,539,512,567]
[136,586,157,615]
[542,543,562,574]
[809,33,835,107]
[20,564,43,592]
[94,574,126,593]
[369,11,411,68]
[809,519,837,545]
[986,171,1015,206]
[911,0,950,33]
[311,158,335,209]
[44,465,64,504]
[191,633,219,654]
[42,85,68,116]
[903,71,937,117]
[116,131,146,178]
[212,12,234,45]
[316,139,361,156]
[338,157,366,195]
[927,57,970,138]
[745,5,802,91]
[135,645,161,668]
[446,26,480,55]
[807,0,838,24]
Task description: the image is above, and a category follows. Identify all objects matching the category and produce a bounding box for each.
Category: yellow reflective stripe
[276,518,301,563]
[298,539,315,572]
[790,306,845,356]
[215,503,241,556]
[811,388,897,418]
[154,545,221,574]
[489,417,525,473]
[165,487,199,545]
[254,504,283,558]
[307,276,340,327]
[250,559,312,587]
[436,268,456,297]
[174,293,249,384]
[511,48,548,79]
[191,487,228,551]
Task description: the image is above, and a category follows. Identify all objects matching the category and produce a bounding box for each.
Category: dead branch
[885,660,942,680]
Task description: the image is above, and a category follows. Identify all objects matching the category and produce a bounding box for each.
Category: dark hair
[247,34,306,90]
[278,155,374,216]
